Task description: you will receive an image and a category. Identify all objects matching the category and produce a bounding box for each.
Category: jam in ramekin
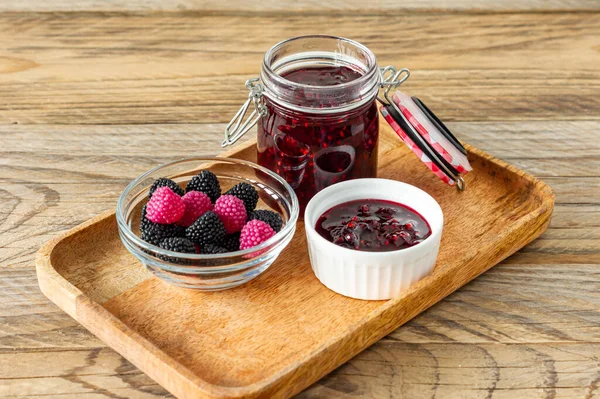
[315,199,431,252]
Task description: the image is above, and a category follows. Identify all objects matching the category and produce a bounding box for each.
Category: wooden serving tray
[36,126,554,399]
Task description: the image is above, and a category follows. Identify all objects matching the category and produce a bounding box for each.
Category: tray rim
[35,138,555,399]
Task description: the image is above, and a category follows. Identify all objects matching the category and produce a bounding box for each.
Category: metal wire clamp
[377,66,411,106]
[222,78,267,147]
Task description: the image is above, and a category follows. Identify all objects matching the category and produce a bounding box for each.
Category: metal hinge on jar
[222,67,410,148]
[377,66,410,105]
[222,78,267,147]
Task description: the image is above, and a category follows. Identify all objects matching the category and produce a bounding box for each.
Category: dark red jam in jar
[315,199,432,252]
[255,36,383,211]
[281,66,363,87]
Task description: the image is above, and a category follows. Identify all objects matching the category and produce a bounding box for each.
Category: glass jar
[224,35,409,210]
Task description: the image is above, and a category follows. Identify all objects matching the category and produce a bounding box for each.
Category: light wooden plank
[0,121,598,159]
[0,0,599,12]
[0,13,598,124]
[299,342,600,398]
[0,348,168,398]
[2,342,599,398]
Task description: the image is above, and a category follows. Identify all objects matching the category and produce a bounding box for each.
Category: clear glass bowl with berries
[116,158,299,290]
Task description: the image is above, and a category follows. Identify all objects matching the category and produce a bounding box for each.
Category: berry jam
[315,199,431,252]
[257,65,379,211]
[282,66,363,87]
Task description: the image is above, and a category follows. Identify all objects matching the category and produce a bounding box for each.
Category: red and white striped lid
[380,90,471,189]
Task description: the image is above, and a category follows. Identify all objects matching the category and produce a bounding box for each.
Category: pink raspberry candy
[239,219,275,250]
[214,194,247,234]
[145,186,185,224]
[178,191,212,227]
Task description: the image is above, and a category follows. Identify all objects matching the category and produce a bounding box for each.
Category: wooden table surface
[1,1,599,398]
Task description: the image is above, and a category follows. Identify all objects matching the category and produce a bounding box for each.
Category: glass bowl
[116,157,299,291]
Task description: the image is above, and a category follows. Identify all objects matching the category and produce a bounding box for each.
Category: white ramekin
[304,178,443,300]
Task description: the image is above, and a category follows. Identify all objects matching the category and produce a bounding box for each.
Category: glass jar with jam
[223,35,410,210]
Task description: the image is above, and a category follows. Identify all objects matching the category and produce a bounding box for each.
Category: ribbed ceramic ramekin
[304,179,443,300]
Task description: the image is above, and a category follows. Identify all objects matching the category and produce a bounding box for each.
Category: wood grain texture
[0,12,598,124]
[1,0,599,12]
[1,2,599,397]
